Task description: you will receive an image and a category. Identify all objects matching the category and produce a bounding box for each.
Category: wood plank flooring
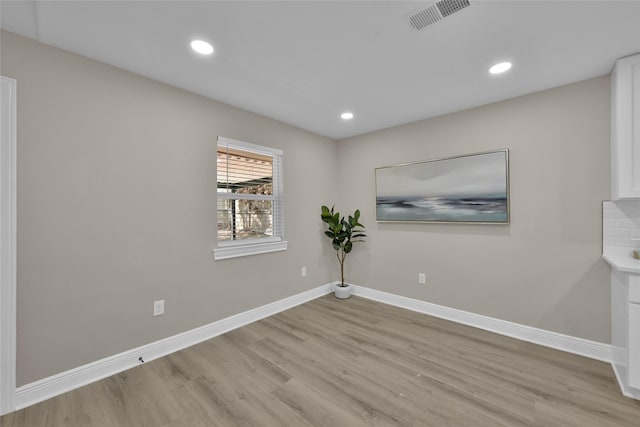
[3,295,640,426]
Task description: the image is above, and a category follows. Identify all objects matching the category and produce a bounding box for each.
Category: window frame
[213,136,287,260]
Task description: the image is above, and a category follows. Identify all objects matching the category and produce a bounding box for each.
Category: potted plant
[321,205,366,299]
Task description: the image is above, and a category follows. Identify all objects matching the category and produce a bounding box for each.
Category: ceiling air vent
[408,0,471,31]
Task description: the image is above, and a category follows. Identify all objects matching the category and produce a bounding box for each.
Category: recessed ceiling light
[489,62,512,74]
[341,112,354,120]
[190,40,214,55]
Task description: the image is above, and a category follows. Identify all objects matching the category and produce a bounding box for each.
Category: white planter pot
[334,283,352,299]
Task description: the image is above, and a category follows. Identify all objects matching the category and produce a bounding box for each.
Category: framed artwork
[375,149,509,224]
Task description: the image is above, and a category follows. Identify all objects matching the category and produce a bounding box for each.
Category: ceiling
[2,1,640,140]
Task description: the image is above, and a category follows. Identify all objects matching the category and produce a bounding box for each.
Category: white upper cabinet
[612,53,640,199]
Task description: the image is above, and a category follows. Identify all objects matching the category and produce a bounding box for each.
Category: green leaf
[345,241,353,253]
[322,205,366,258]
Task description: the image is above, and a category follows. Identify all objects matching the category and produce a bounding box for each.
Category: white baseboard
[351,284,613,363]
[612,356,640,399]
[14,283,333,410]
[14,281,614,412]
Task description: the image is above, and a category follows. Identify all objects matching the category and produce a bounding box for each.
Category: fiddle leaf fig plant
[321,205,366,287]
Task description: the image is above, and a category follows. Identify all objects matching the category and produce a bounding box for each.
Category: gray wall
[337,76,611,344]
[1,31,338,386]
[1,29,613,386]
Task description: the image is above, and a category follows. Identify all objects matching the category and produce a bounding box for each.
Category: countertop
[603,247,640,274]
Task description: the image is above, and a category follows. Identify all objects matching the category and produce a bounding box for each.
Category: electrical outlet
[418,273,426,285]
[153,299,165,316]
[301,266,307,277]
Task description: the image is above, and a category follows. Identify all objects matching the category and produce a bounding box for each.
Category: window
[213,137,286,260]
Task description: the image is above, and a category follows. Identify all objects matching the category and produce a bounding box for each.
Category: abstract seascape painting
[375,149,509,224]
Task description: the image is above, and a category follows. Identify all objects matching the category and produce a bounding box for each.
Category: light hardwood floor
[2,295,640,426]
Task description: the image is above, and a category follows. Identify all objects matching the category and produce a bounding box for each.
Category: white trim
[350,284,613,363]
[217,136,283,156]
[0,76,17,416]
[213,239,288,260]
[218,235,281,248]
[612,362,640,399]
[14,283,332,410]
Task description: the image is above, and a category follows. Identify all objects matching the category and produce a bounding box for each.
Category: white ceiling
[2,1,640,140]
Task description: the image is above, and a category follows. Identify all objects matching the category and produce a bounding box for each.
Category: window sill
[213,240,288,260]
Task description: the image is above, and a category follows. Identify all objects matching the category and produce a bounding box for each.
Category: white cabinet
[629,303,640,388]
[611,270,640,398]
[607,52,640,399]
[611,52,640,199]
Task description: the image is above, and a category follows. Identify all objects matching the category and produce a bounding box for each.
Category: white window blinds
[216,137,284,254]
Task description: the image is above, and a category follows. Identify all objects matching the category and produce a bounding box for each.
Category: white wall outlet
[418,273,426,285]
[153,299,165,316]
[301,266,307,277]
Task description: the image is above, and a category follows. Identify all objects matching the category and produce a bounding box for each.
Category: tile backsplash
[603,200,640,248]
